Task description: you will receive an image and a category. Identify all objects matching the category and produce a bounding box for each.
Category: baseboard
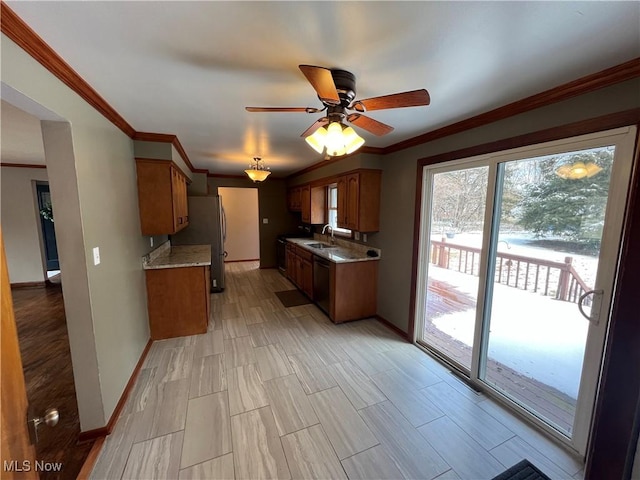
[10,281,46,289]
[375,314,410,341]
[78,338,153,442]
[76,436,105,479]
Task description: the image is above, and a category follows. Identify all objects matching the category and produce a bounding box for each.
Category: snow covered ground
[426,265,589,399]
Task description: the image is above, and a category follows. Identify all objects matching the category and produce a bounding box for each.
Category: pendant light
[244,157,271,183]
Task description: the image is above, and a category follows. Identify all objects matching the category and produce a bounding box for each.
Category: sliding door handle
[578,289,604,325]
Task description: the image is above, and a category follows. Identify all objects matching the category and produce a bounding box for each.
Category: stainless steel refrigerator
[171,195,226,291]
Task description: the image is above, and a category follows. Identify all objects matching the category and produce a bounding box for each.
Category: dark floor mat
[275,289,312,308]
[492,459,552,480]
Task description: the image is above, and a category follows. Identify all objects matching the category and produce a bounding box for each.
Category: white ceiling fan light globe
[325,122,345,155]
[343,126,365,154]
[305,126,327,154]
[328,145,347,157]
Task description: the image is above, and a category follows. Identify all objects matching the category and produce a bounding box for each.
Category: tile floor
[90,261,584,480]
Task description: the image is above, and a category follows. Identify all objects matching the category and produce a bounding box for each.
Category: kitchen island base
[145,266,210,340]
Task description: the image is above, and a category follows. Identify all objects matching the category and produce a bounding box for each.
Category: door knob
[28,408,59,444]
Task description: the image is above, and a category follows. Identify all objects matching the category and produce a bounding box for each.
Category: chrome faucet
[322,224,335,244]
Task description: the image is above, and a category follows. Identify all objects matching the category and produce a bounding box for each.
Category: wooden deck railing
[430,239,592,304]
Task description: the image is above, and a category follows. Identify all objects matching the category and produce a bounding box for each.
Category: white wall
[3,34,152,430]
[0,167,49,283]
[219,187,259,262]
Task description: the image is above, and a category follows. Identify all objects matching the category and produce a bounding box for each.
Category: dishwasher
[313,256,331,315]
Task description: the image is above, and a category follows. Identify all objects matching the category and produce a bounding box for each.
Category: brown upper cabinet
[300,185,326,225]
[136,158,190,235]
[287,186,302,212]
[287,168,381,231]
[336,169,381,232]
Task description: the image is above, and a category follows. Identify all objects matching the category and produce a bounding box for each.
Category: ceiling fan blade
[299,65,341,105]
[351,89,430,112]
[300,118,329,138]
[347,113,394,136]
[245,107,320,113]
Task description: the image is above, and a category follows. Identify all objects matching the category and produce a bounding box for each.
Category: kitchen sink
[307,243,337,249]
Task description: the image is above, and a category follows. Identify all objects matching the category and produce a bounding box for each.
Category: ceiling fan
[246,65,430,156]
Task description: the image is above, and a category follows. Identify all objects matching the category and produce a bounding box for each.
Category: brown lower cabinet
[285,244,313,298]
[330,260,378,323]
[145,266,210,340]
[285,242,377,323]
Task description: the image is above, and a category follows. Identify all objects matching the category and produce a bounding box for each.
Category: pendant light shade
[305,121,364,157]
[244,157,271,183]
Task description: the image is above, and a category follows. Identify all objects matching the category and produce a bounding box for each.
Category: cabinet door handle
[179,217,183,224]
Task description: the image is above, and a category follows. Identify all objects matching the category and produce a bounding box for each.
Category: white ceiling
[1,100,46,165]
[5,1,639,175]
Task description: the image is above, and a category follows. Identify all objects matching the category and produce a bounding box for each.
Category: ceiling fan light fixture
[305,121,365,157]
[244,157,271,183]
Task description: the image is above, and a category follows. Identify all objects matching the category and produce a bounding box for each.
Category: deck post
[438,237,448,268]
[557,256,573,301]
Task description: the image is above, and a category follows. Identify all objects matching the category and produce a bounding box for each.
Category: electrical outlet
[150,237,154,247]
[213,279,217,288]
[363,234,368,242]
[263,218,269,224]
[93,247,101,265]
[354,232,360,240]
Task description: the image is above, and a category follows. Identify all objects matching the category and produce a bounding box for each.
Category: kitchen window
[327,185,351,236]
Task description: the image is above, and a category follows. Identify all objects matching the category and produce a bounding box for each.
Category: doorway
[218,187,260,262]
[414,127,636,455]
[1,99,91,478]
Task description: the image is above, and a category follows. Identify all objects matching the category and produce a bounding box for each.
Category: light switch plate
[93,247,100,265]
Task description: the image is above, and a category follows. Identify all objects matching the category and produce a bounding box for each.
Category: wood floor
[90,261,584,479]
[12,284,93,480]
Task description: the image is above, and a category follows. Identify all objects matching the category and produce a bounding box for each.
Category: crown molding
[132,132,195,173]
[359,146,385,155]
[1,2,136,138]
[0,162,47,169]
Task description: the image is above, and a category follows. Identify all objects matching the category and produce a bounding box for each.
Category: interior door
[415,127,636,454]
[1,227,38,478]
[36,183,59,271]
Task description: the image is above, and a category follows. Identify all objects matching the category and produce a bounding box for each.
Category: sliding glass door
[420,166,490,372]
[415,127,636,454]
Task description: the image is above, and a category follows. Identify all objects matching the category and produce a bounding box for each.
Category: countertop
[286,237,381,264]
[143,243,211,270]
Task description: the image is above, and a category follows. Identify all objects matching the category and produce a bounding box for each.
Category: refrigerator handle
[222,206,227,242]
